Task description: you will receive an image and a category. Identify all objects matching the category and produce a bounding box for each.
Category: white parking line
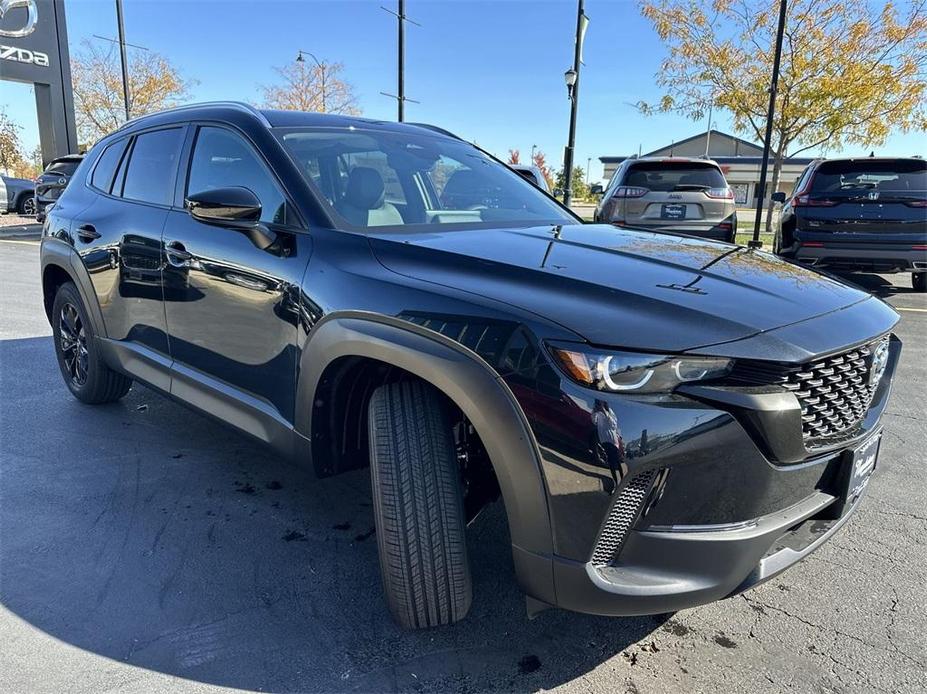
[0,238,40,245]
[896,307,927,313]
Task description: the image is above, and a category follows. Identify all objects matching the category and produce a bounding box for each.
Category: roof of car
[49,155,84,164]
[117,102,456,140]
[627,156,721,165]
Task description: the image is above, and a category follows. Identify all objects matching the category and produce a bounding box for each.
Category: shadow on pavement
[829,271,916,299]
[1,336,662,693]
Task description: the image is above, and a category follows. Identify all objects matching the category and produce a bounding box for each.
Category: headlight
[548,342,733,393]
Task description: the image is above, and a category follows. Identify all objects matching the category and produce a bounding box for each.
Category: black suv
[773,157,927,291]
[35,154,84,222]
[40,103,900,629]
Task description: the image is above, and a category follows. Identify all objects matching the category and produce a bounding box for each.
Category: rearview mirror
[186,187,262,227]
[771,191,787,204]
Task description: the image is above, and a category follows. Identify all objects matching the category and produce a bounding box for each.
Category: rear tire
[913,272,926,293]
[18,195,36,216]
[52,282,132,404]
[368,380,472,629]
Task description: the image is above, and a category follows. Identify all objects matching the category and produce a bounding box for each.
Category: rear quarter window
[90,140,129,193]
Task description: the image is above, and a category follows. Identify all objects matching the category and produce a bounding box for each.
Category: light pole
[562,0,589,207]
[750,0,787,249]
[586,156,591,184]
[296,50,327,112]
[115,0,131,120]
[531,144,537,163]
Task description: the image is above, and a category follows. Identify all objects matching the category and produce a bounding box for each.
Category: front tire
[913,272,926,293]
[368,380,472,629]
[52,282,132,404]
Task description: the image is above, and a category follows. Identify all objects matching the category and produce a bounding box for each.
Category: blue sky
[3,0,925,182]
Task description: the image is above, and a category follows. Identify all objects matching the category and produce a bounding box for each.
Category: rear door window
[624,162,727,191]
[121,128,184,206]
[45,160,81,176]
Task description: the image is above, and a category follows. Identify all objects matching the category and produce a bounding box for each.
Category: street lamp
[296,50,327,113]
[564,68,577,100]
[561,0,588,207]
[531,144,538,163]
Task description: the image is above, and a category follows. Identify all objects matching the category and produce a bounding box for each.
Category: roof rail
[117,101,272,131]
[407,122,462,140]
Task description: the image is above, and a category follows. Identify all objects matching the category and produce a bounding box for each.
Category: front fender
[295,311,557,604]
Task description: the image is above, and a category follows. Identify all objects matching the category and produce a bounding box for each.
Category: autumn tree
[0,108,24,173]
[261,59,360,115]
[507,148,521,164]
[639,0,927,231]
[71,41,193,145]
[531,150,555,190]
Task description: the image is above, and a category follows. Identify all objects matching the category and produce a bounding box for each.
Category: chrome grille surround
[590,469,657,566]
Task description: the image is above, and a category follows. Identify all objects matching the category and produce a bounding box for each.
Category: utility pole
[562,0,589,207]
[115,0,131,121]
[381,1,420,121]
[750,0,787,249]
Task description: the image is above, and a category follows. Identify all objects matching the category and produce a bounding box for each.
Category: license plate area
[661,203,686,220]
[846,431,881,501]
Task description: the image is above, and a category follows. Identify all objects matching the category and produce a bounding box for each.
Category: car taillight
[614,186,648,198]
[905,200,927,208]
[705,187,734,199]
[717,221,733,231]
[802,241,824,247]
[913,245,927,250]
[793,195,837,207]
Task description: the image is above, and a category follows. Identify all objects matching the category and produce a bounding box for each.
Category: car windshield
[810,160,927,199]
[624,161,727,192]
[275,127,574,230]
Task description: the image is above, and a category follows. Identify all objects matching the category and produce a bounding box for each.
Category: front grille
[590,469,657,566]
[728,343,879,443]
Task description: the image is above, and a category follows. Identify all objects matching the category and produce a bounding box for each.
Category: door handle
[165,241,192,267]
[76,224,100,242]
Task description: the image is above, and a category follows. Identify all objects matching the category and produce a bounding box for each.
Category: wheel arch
[295,311,556,602]
[41,238,107,338]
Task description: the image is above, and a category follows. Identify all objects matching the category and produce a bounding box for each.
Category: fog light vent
[590,469,658,566]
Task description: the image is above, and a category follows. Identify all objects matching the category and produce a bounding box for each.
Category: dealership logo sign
[0,0,38,38]
[0,43,47,66]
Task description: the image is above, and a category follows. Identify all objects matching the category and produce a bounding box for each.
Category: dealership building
[600,130,814,208]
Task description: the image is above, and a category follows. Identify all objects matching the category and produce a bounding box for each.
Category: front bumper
[505,334,899,616]
[782,241,927,274]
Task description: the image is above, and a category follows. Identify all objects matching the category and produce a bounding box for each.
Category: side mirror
[186,186,262,227]
[771,191,787,204]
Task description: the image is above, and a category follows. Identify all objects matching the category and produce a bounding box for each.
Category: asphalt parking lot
[1,236,925,694]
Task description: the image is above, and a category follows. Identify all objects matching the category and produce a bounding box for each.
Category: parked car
[595,156,737,242]
[41,103,900,629]
[0,176,6,214]
[2,175,37,215]
[35,155,83,221]
[509,164,551,193]
[773,157,927,292]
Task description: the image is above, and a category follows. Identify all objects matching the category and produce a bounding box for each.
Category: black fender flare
[40,237,108,339]
[295,311,557,603]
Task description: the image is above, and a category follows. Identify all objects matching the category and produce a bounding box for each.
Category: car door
[161,124,312,434]
[73,127,186,389]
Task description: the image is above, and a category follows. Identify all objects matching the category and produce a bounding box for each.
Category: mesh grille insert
[590,469,657,566]
[727,343,878,444]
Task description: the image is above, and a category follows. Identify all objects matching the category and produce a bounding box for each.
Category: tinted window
[623,162,727,191]
[187,127,288,224]
[811,159,926,197]
[90,140,128,193]
[46,160,80,176]
[277,128,573,230]
[122,128,184,205]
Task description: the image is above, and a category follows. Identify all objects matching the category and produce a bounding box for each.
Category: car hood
[368,223,877,352]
